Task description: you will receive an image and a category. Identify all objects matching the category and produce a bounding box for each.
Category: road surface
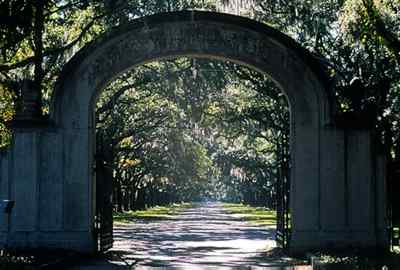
[70,202,308,269]
[108,202,301,269]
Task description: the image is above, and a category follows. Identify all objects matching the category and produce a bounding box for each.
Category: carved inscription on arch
[86,22,286,85]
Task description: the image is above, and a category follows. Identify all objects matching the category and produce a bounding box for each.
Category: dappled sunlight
[110,202,302,268]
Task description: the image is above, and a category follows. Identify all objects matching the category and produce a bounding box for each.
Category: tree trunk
[123,190,129,211]
[136,188,146,210]
[114,181,123,212]
[130,186,137,210]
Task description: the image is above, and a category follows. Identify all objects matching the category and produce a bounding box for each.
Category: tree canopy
[1,0,399,207]
[95,57,289,209]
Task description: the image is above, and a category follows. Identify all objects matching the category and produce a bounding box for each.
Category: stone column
[14,80,42,120]
[5,79,45,248]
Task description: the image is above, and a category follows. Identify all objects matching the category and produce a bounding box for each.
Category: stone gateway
[0,11,388,253]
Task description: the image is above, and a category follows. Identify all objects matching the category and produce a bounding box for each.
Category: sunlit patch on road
[110,202,304,268]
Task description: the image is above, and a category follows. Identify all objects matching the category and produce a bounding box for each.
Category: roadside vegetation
[306,251,400,269]
[222,203,277,226]
[113,203,193,224]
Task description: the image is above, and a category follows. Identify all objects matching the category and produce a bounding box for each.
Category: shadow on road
[107,202,305,268]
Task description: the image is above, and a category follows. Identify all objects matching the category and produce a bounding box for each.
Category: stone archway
[0,11,387,253]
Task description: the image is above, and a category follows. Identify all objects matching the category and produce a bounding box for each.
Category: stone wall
[290,128,388,250]
[0,149,10,238]
[0,125,387,252]
[0,131,94,251]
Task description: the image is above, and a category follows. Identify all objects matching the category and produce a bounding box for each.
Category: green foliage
[222,203,277,226]
[1,0,400,211]
[340,0,400,49]
[337,0,400,158]
[113,203,192,223]
[96,56,288,209]
[0,84,14,149]
[250,0,400,159]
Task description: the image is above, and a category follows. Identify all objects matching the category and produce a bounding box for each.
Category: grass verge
[221,203,277,226]
[113,202,192,224]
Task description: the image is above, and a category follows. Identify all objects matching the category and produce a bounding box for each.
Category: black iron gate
[276,138,291,249]
[276,167,290,248]
[95,144,114,252]
[388,160,400,250]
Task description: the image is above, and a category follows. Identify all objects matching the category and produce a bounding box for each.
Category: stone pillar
[14,79,42,121]
[3,80,45,248]
[289,124,388,252]
[0,149,11,240]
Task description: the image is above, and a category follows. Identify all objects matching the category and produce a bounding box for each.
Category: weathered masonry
[0,11,388,252]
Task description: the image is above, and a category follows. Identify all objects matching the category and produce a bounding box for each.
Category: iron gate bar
[95,135,114,252]
[276,136,291,249]
[388,160,400,250]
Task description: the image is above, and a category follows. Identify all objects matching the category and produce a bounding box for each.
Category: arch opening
[51,11,331,252]
[94,56,291,258]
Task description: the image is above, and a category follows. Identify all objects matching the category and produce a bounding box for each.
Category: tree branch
[0,13,104,72]
[363,0,400,63]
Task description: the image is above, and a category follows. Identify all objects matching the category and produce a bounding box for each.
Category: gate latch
[0,200,14,214]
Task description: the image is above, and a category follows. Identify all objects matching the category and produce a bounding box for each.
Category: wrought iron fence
[388,160,400,250]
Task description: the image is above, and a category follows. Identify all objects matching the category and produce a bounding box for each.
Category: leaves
[95,56,289,206]
[1,0,400,208]
[0,83,15,149]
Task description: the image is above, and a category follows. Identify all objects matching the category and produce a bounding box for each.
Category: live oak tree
[95,56,289,210]
[1,0,400,210]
